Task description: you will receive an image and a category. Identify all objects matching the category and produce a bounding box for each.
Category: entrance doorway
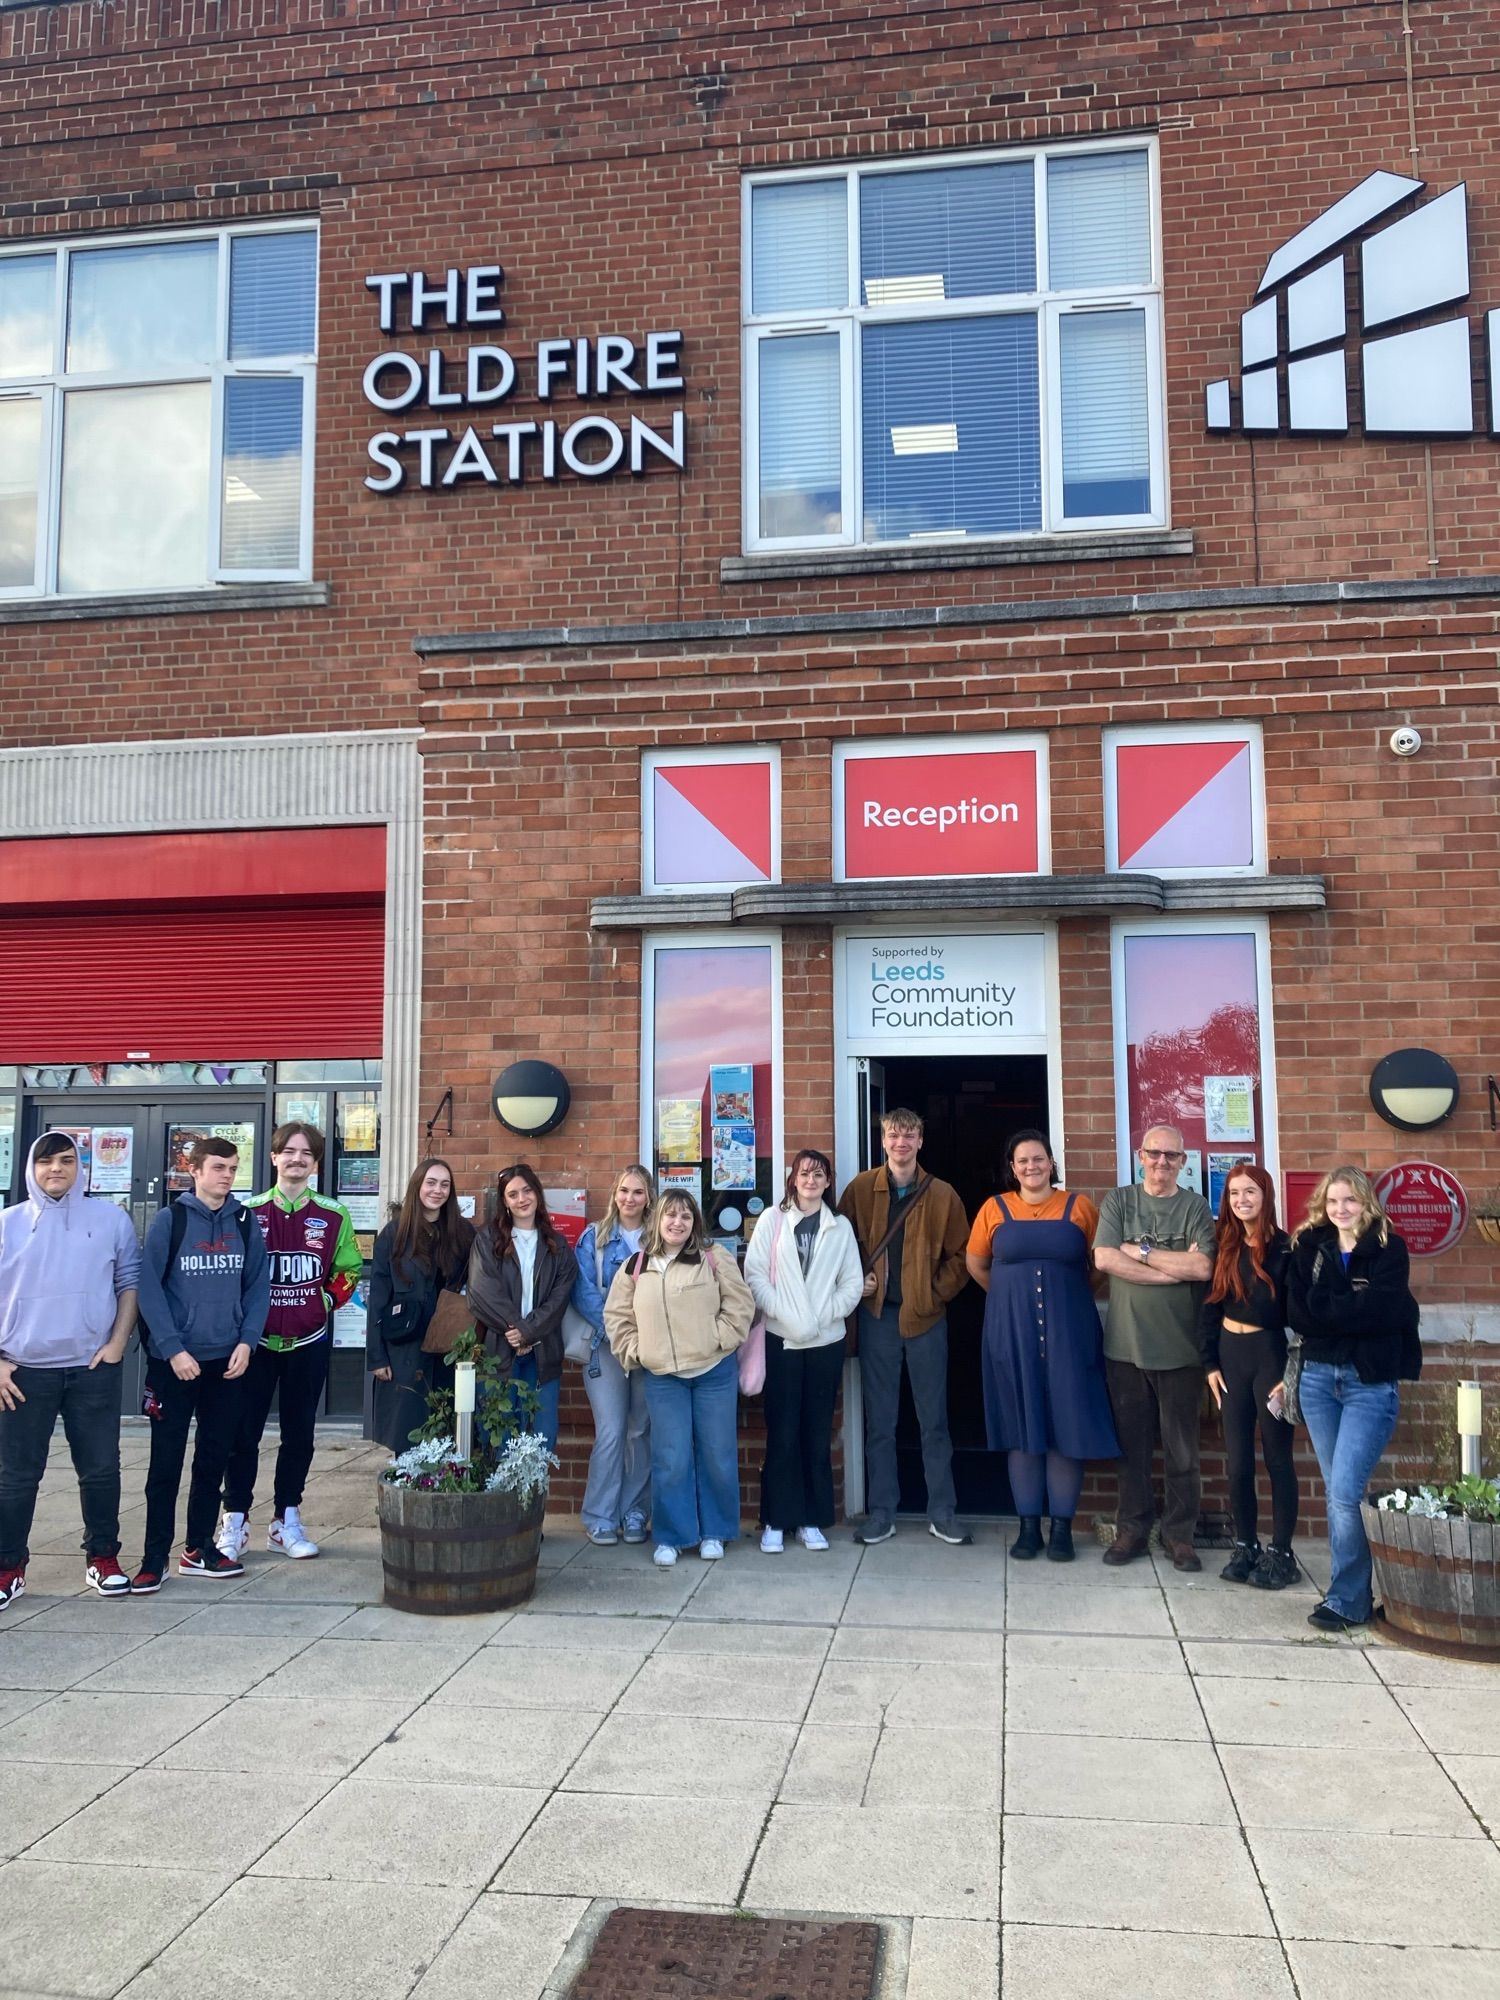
[870,1054,1049,1516]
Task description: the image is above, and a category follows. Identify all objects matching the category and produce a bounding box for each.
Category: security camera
[1389,726,1422,758]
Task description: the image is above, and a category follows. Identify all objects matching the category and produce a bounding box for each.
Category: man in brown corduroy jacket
[837,1108,971,1547]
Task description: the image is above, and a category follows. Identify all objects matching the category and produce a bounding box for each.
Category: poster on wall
[709,1064,754,1124]
[1207,1151,1251,1211]
[711,1123,757,1191]
[338,1155,381,1195]
[657,1098,702,1164]
[342,1101,379,1153]
[166,1126,207,1193]
[1204,1075,1256,1144]
[340,1194,381,1231]
[332,1280,368,1347]
[90,1127,134,1193]
[659,1165,701,1198]
[212,1123,256,1192]
[544,1188,588,1250]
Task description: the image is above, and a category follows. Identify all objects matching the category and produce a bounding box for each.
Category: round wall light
[492,1060,572,1138]
[1369,1048,1460,1132]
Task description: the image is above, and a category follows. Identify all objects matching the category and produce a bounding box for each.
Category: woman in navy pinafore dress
[965,1129,1118,1562]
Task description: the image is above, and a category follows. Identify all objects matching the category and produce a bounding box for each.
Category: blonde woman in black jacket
[1287,1165,1419,1634]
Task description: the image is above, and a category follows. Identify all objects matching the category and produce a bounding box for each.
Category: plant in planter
[1471,1190,1500,1248]
[1365,1460,1500,1657]
[376,1330,559,1616]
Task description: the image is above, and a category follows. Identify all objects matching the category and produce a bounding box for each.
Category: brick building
[1,0,1497,1526]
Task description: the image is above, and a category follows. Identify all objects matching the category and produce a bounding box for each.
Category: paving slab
[0,1687,51,1727]
[1285,1939,1500,1999]
[1004,1631,1188,1676]
[0,1689,225,1766]
[253,1774,545,1888]
[777,1724,878,1804]
[495,1791,765,1903]
[655,1617,832,1658]
[168,1599,356,1641]
[1006,1661,1207,1740]
[0,1761,131,1861]
[616,1649,822,1722]
[805,1657,1003,1729]
[433,1643,645,1712]
[1195,1674,1421,1750]
[1002,1923,1295,1997]
[747,1802,1000,1920]
[232,1558,385,1603]
[1250,1827,1500,1945]
[1366,1641,1500,1688]
[491,1612,671,1652]
[363,1700,601,1789]
[18,1594,199,1635]
[409,1892,588,1999]
[1005,1581,1175,1636]
[1389,1683,1500,1756]
[683,1562,860,1627]
[119,1876,472,1999]
[1222,1741,1482,1838]
[1003,1814,1274,1936]
[249,1635,476,1702]
[840,1574,1006,1631]
[527,1562,707,1619]
[76,1632,310,1696]
[1006,1731,1235,1825]
[904,1916,999,2000]
[1184,1638,1377,1683]
[1163,1581,1359,1643]
[33,1764,337,1872]
[0,1629,153,1690]
[829,1623,1002,1664]
[2,1856,227,1998]
[153,1694,416,1774]
[563,1711,796,1800]
[863,1723,1003,1809]
[333,1603,514,1642]
[1437,1752,1500,1835]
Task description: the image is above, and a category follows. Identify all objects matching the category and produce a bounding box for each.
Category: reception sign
[834,736,1047,881]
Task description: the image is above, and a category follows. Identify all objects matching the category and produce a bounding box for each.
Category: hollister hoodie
[137,1192,272,1364]
[0,1136,142,1369]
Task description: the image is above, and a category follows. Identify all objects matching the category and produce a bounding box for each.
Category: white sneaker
[216,1512,249,1561]
[268,1508,319,1559]
[797,1526,830,1552]
[699,1538,725,1561]
[760,1527,785,1554]
[653,1544,678,1568]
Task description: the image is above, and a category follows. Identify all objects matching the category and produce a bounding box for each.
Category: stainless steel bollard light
[1457,1380,1483,1479]
[454,1359,476,1463]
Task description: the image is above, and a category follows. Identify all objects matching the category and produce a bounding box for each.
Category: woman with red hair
[1200,1164,1298,1589]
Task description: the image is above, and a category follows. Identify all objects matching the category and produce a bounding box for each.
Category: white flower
[384,1436,457,1484]
[485,1432,560,1504]
[1377,1489,1409,1511]
[1410,1487,1448,1519]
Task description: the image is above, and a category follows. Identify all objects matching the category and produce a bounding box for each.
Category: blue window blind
[1059,309,1151,517]
[1047,151,1152,289]
[229,232,317,360]
[860,163,1035,306]
[758,334,841,539]
[0,256,55,380]
[221,376,304,568]
[861,316,1040,539]
[751,181,848,315]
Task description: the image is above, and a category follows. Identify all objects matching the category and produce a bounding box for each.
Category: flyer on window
[333,1279,368,1347]
[89,1126,134,1193]
[710,1122,757,1192]
[1208,1151,1251,1211]
[340,1193,381,1231]
[709,1063,754,1125]
[657,1097,702,1164]
[658,1164,701,1198]
[212,1123,256,1191]
[337,1154,381,1195]
[1203,1075,1255,1145]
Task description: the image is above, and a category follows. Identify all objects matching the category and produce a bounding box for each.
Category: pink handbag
[737,1222,780,1396]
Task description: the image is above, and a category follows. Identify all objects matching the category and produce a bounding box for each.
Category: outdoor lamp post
[1458,1380,1483,1478]
[454,1358,476,1463]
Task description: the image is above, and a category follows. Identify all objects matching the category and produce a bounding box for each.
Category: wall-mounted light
[1369,1048,1460,1131]
[492,1060,572,1139]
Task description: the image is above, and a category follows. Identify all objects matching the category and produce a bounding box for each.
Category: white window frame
[831,731,1052,881]
[0,220,318,600]
[639,929,785,1190]
[1109,916,1281,1190]
[742,137,1167,554]
[1102,720,1267,877]
[642,745,782,896]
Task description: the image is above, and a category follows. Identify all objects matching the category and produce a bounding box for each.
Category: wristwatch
[1137,1235,1154,1264]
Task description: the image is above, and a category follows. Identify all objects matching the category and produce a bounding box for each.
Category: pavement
[2,1430,1500,1999]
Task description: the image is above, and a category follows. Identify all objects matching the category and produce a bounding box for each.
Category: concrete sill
[721,529,1195,586]
[0,581,331,625]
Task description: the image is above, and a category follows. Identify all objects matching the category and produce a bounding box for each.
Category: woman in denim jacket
[569,1166,655,1546]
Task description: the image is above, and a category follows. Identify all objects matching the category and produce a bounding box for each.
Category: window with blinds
[744,144,1163,549]
[0,224,317,598]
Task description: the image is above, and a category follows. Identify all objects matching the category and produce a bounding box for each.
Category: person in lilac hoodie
[0,1132,140,1607]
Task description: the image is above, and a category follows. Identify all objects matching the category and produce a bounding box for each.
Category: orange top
[967,1189,1099,1258]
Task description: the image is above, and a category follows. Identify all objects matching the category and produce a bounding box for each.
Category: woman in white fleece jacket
[744,1148,864,1553]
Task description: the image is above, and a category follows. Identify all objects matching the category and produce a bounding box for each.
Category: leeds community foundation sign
[360,264,687,493]
[843,932,1048,1050]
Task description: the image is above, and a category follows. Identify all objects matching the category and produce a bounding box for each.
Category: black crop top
[1198,1234,1290,1370]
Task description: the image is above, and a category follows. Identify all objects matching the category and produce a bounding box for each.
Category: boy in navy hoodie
[132,1136,270,1591]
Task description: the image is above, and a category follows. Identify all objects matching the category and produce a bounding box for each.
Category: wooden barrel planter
[1363,1501,1500,1659]
[377,1480,545,1615]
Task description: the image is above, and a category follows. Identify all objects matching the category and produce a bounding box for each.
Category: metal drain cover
[570,1906,881,2000]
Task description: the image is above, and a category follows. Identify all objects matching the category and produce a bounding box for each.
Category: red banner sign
[838,745,1043,881]
[1374,1161,1469,1257]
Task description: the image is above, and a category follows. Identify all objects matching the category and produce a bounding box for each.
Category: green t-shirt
[1095,1183,1217,1371]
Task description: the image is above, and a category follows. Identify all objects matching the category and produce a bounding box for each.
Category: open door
[855,1058,886,1173]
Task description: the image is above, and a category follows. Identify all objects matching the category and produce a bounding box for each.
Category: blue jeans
[642,1354,740,1548]
[1299,1361,1399,1621]
[582,1340,651,1533]
[506,1350,560,1452]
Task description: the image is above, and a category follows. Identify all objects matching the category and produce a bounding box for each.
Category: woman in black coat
[1287,1164,1420,1633]
[465,1163,578,1450]
[367,1158,475,1452]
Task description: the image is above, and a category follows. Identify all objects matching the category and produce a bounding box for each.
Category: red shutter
[0,907,384,1061]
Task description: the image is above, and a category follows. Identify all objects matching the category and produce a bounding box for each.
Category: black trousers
[142,1355,246,1570]
[1106,1358,1203,1545]
[1219,1327,1299,1549]
[222,1337,330,1517]
[760,1332,845,1531]
[0,1359,122,1568]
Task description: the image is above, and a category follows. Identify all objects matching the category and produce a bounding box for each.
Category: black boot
[1220,1540,1262,1584]
[1010,1516,1044,1560]
[1046,1518,1075,1563]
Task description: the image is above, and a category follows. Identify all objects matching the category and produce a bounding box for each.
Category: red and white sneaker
[267,1508,319,1559]
[179,1546,245,1579]
[129,1569,164,1595]
[0,1563,26,1610]
[85,1556,131,1596]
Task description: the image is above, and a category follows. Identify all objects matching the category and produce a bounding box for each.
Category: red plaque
[1373,1161,1469,1257]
